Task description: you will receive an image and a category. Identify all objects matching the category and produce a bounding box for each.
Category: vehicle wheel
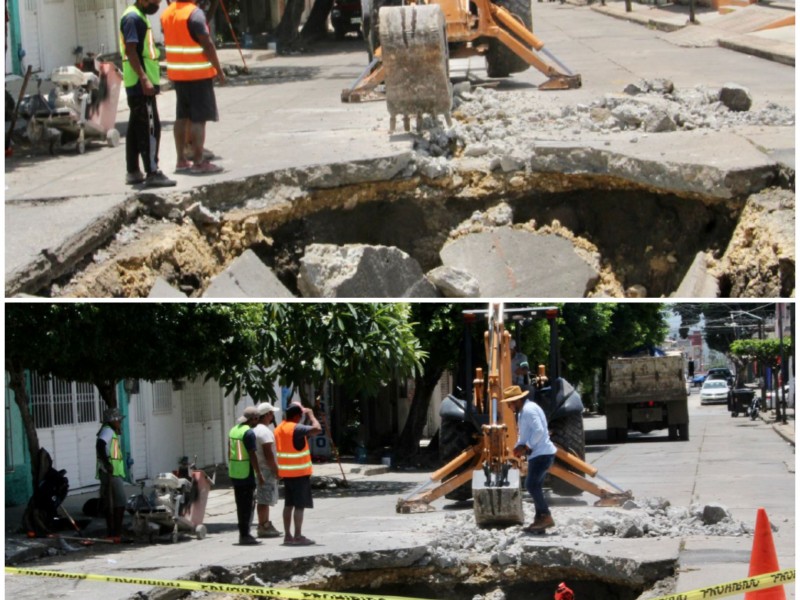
[363,0,402,61]
[668,425,678,440]
[548,412,585,496]
[678,423,689,441]
[606,428,616,443]
[484,0,532,78]
[106,128,120,147]
[731,411,738,418]
[440,417,479,501]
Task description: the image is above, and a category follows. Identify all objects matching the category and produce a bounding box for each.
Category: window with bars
[153,382,173,415]
[29,372,102,429]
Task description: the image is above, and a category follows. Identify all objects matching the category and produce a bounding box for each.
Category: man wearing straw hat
[503,385,557,533]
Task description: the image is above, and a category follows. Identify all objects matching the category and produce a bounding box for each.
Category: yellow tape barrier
[5,566,795,600]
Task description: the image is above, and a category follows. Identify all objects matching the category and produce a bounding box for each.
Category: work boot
[528,513,555,532]
[257,522,282,538]
[144,170,177,188]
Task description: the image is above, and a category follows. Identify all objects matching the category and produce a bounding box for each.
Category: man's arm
[261,442,279,477]
[302,407,323,437]
[244,430,264,485]
[96,437,113,473]
[125,41,155,95]
[196,31,225,84]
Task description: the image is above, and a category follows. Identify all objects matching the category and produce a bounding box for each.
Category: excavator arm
[396,303,632,522]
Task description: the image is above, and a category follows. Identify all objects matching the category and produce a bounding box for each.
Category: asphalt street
[4,0,795,295]
[4,390,795,600]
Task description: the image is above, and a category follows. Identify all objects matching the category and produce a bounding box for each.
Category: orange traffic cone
[744,508,785,600]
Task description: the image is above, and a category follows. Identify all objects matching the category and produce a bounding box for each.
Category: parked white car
[700,379,730,405]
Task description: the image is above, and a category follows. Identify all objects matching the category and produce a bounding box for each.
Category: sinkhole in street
[32,165,792,298]
[173,546,678,600]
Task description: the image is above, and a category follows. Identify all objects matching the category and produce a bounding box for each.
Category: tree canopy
[671,303,774,355]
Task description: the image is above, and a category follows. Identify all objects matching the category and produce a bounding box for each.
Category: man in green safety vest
[119,0,176,187]
[228,406,264,545]
[96,407,128,542]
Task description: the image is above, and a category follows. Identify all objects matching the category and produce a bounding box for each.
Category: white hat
[257,402,279,416]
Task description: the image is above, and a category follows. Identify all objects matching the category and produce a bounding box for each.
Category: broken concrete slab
[716,187,795,297]
[671,252,720,298]
[439,228,599,297]
[203,249,294,298]
[148,277,188,298]
[719,83,753,112]
[298,244,439,298]
[426,265,482,297]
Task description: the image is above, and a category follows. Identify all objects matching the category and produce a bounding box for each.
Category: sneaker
[257,522,282,538]
[126,171,145,185]
[238,535,261,545]
[145,170,177,188]
[175,159,193,173]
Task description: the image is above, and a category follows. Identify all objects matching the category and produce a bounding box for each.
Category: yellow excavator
[342,0,581,132]
[397,304,632,527]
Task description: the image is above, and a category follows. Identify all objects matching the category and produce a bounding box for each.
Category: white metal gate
[75,0,117,56]
[29,373,104,490]
[21,0,43,72]
[182,378,224,468]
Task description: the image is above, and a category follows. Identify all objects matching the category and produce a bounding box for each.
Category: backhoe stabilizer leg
[487,6,581,90]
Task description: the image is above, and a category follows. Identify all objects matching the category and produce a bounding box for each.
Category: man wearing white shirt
[504,385,557,533]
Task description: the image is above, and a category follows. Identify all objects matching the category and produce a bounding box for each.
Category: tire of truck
[484,0,532,78]
[547,411,585,496]
[678,423,689,441]
[440,419,479,501]
[362,0,402,61]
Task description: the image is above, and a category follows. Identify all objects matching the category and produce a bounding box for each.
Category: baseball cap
[238,406,260,423]
[257,402,279,416]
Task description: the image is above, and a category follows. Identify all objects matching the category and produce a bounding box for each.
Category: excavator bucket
[379,4,453,132]
[472,468,524,527]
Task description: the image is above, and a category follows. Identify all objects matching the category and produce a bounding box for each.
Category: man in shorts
[274,402,322,545]
[161,0,225,174]
[96,408,127,541]
[254,402,282,538]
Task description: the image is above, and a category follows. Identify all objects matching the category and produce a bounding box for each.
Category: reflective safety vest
[119,5,161,88]
[228,423,251,480]
[97,426,126,478]
[160,2,217,81]
[275,421,312,478]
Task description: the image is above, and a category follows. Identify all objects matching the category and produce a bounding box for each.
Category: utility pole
[778,304,787,425]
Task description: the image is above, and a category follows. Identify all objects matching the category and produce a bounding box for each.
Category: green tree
[555,303,668,395]
[5,303,265,481]
[730,337,792,405]
[249,303,427,404]
[395,303,465,460]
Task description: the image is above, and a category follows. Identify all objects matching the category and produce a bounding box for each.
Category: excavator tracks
[379,4,454,132]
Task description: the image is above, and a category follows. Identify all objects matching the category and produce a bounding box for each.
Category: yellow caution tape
[646,569,794,600]
[4,566,433,600]
[5,566,794,600]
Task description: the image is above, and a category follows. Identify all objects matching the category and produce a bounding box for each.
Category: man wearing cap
[504,385,557,533]
[253,402,281,538]
[96,407,127,541]
[228,406,264,545]
[274,402,322,545]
